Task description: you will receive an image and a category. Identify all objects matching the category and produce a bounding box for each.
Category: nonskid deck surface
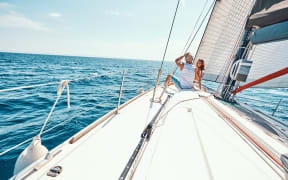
[133,89,285,180]
[12,86,287,179]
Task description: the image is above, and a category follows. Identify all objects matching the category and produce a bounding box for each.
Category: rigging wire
[181,0,209,55]
[153,0,215,103]
[171,0,215,76]
[183,0,215,55]
[159,0,181,70]
[152,0,181,102]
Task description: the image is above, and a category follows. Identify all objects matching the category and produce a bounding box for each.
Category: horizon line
[0,51,173,62]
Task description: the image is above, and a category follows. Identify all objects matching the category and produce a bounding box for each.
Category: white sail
[242,39,288,88]
[194,0,255,84]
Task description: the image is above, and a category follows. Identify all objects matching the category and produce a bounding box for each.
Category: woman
[193,59,205,90]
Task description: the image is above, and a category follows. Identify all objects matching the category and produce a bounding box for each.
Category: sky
[0,0,214,61]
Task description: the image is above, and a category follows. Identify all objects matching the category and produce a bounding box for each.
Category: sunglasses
[185,55,193,61]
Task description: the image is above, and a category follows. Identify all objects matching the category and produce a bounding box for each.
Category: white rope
[0,137,33,156]
[0,73,100,93]
[0,80,70,155]
[39,80,70,136]
[0,80,72,157]
[0,71,126,156]
[0,104,98,156]
[0,71,131,156]
[0,81,59,93]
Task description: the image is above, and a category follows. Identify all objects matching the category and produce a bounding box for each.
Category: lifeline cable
[0,73,102,93]
[0,102,101,156]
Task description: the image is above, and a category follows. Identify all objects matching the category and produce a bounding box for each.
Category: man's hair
[185,54,193,61]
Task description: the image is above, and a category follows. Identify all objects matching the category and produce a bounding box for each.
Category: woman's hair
[198,59,205,71]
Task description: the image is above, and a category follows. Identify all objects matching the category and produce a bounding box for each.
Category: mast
[220,29,253,100]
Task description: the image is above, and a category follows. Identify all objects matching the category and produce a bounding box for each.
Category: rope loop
[57,80,70,109]
[39,80,70,136]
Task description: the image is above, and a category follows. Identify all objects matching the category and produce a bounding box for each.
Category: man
[164,52,195,89]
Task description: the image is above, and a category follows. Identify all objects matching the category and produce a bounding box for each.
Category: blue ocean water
[203,81,288,122]
[0,52,287,179]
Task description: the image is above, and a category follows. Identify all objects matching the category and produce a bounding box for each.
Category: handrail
[69,87,154,144]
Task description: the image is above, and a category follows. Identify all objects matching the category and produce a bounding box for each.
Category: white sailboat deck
[12,86,287,180]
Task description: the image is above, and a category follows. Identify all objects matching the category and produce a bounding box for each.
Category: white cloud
[180,0,186,8]
[0,2,14,8]
[104,10,132,17]
[0,14,48,30]
[105,10,121,16]
[49,12,62,18]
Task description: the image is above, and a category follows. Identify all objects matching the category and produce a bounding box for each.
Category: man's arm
[175,53,189,71]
